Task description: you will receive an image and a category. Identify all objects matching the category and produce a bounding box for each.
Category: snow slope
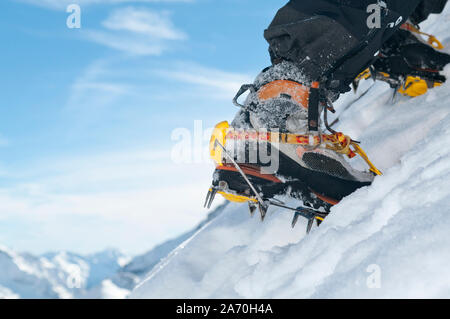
[131,11,450,299]
[108,203,228,292]
[119,203,226,278]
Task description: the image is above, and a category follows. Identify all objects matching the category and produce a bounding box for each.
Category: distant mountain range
[0,203,227,299]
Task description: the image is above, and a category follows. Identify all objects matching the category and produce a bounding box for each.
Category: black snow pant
[265,0,447,93]
[411,0,448,24]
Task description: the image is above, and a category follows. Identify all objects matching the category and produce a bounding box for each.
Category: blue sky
[0,0,287,255]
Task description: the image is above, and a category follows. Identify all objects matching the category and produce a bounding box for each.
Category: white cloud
[102,7,186,40]
[66,59,253,116]
[83,7,187,56]
[19,1,188,56]
[84,30,166,56]
[157,63,253,97]
[18,0,193,10]
[66,59,132,111]
[0,147,217,254]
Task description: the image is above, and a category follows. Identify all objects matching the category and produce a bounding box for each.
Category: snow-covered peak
[0,247,130,299]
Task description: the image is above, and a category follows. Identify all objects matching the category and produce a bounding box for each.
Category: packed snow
[131,10,450,299]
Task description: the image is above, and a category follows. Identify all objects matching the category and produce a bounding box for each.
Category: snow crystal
[252,61,309,88]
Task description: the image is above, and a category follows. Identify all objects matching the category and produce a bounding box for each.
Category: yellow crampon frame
[209,121,229,166]
[401,23,444,50]
[398,76,443,97]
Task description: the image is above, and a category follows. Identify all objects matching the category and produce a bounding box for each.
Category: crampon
[204,62,382,234]
[353,22,450,99]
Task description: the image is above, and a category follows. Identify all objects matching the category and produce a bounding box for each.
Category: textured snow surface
[131,11,450,298]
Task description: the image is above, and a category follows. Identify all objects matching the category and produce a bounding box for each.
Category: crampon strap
[223,128,383,176]
[401,23,444,50]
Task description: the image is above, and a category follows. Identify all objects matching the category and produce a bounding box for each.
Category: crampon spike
[352,80,359,93]
[306,218,315,234]
[392,86,399,104]
[258,202,269,222]
[205,188,217,209]
[204,189,212,208]
[248,202,257,217]
[290,207,329,233]
[291,213,300,228]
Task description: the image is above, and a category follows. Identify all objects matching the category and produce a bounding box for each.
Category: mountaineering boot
[206,61,380,214]
[370,22,450,97]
